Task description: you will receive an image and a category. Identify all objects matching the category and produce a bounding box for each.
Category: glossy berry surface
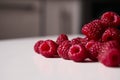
[57,40,72,60]
[68,44,87,62]
[39,40,58,58]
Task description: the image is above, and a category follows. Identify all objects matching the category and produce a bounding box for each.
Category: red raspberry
[57,40,72,60]
[85,40,96,49]
[39,40,58,58]
[79,37,89,46]
[82,19,105,40]
[71,36,89,46]
[99,48,120,67]
[99,40,120,57]
[56,34,68,45]
[34,40,44,53]
[98,40,120,67]
[86,40,102,61]
[101,11,120,27]
[102,27,120,42]
[71,37,82,45]
[68,44,87,62]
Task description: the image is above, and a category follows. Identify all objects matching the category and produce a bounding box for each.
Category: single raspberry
[57,40,72,60]
[99,40,120,57]
[39,40,58,58]
[68,44,87,62]
[71,37,82,45]
[56,34,68,45]
[85,40,96,49]
[86,41,103,61]
[102,27,120,42]
[79,37,89,46]
[71,36,89,46]
[82,19,105,40]
[99,48,120,67]
[98,40,120,67]
[34,40,44,53]
[101,11,120,27]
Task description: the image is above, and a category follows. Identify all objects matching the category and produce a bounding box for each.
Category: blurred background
[0,0,120,39]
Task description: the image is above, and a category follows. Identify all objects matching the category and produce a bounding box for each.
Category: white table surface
[0,35,120,80]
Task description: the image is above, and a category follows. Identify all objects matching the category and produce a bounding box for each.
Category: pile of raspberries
[34,11,120,67]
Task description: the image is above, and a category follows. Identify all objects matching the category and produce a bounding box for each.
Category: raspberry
[71,37,82,45]
[80,37,89,46]
[86,41,102,61]
[39,40,58,58]
[99,40,120,56]
[68,44,87,62]
[102,27,120,42]
[34,40,44,53]
[82,19,105,40]
[98,40,120,67]
[56,34,68,45]
[99,48,120,67]
[85,40,96,49]
[101,11,120,27]
[57,40,72,60]
[71,36,89,46]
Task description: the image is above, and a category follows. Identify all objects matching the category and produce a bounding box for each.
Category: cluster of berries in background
[34,11,120,67]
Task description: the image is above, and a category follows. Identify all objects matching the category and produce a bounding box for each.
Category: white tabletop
[0,35,120,80]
